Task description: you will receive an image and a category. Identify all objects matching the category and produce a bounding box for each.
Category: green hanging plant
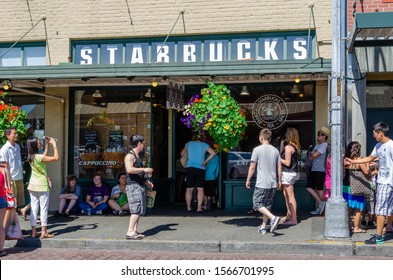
[181,82,247,152]
[0,90,28,146]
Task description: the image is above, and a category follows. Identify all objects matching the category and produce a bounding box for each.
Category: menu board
[84,131,98,145]
[109,131,123,149]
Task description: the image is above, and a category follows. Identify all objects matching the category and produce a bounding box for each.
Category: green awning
[349,12,393,50]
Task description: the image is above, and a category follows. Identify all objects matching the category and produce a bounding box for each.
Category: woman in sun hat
[306,126,330,216]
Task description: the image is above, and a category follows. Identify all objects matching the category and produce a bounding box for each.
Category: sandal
[19,208,28,221]
[125,233,144,240]
[353,228,367,233]
[40,232,54,239]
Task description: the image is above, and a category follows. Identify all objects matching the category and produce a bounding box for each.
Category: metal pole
[323,0,350,238]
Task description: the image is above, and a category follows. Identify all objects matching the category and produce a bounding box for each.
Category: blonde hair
[285,127,300,152]
[259,128,272,141]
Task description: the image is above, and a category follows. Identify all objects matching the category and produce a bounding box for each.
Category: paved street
[1,247,392,260]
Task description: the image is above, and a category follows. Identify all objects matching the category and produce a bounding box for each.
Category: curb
[7,238,393,257]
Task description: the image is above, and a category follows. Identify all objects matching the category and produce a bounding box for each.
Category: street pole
[323,0,350,238]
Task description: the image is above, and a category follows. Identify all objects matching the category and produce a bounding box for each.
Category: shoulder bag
[349,169,372,196]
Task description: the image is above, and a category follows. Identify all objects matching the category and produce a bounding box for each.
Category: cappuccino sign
[252,94,288,130]
[73,32,313,65]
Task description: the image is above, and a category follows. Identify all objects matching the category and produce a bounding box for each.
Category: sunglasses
[317,132,325,137]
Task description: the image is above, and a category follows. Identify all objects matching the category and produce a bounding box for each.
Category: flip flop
[40,232,54,239]
[126,233,144,240]
[353,228,367,233]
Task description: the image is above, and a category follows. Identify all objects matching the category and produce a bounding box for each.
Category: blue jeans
[79,202,108,214]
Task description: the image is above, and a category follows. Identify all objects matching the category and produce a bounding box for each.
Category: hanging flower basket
[181,82,247,152]
[0,91,28,146]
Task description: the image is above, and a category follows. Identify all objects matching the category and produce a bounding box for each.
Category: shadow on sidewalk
[143,223,179,237]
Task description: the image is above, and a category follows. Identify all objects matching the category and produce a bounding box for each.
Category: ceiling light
[294,77,301,83]
[92,90,102,98]
[290,85,301,94]
[240,86,250,96]
[2,80,12,91]
[145,89,155,98]
[151,81,158,87]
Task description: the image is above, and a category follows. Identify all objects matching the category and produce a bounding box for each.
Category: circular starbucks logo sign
[252,94,288,130]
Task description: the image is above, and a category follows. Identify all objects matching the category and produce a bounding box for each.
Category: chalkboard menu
[109,131,124,149]
[84,131,98,145]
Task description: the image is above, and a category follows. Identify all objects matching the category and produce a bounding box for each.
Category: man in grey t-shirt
[246,128,282,234]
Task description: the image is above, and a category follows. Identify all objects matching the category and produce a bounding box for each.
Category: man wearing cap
[307,126,330,215]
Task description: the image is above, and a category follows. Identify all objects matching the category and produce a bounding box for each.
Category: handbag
[6,209,23,240]
[1,165,15,208]
[180,150,188,168]
[146,188,157,208]
[349,169,372,196]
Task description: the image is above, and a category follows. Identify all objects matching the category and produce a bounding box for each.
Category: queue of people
[0,123,391,252]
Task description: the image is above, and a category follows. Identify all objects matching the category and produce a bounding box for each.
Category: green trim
[356,12,393,29]
[0,59,331,80]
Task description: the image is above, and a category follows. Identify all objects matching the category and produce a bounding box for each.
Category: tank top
[127,150,146,186]
[280,144,298,171]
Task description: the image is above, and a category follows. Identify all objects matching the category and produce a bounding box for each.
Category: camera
[43,136,58,141]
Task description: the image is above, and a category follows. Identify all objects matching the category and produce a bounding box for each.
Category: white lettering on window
[131,46,144,63]
[237,41,251,60]
[156,45,170,63]
[209,42,223,62]
[293,38,307,59]
[80,48,93,64]
[107,46,118,64]
[264,40,278,60]
[183,43,196,62]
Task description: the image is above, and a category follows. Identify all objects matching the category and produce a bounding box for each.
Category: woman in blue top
[54,174,82,217]
[181,134,215,212]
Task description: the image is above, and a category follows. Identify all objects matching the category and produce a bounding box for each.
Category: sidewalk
[5,205,393,258]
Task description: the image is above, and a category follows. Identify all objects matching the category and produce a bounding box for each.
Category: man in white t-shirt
[345,122,393,245]
[246,128,282,235]
[0,127,25,208]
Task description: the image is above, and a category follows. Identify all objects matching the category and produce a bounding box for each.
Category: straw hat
[318,126,330,137]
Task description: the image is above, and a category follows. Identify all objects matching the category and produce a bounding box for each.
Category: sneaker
[318,201,326,215]
[96,210,102,215]
[310,207,321,215]
[270,216,280,233]
[365,234,384,245]
[81,210,86,215]
[258,226,267,235]
[119,211,125,216]
[112,210,119,215]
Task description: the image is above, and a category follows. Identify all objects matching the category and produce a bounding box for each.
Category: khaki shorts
[12,179,25,207]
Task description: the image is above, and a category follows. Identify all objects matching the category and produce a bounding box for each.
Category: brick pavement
[1,247,392,260]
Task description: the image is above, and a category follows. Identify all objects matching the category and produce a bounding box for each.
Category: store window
[0,43,46,66]
[176,82,315,181]
[72,87,168,181]
[226,82,315,180]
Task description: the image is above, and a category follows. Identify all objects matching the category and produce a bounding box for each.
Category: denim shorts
[0,196,6,209]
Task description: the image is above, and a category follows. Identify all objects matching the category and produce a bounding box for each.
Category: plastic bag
[6,210,23,240]
[117,192,128,207]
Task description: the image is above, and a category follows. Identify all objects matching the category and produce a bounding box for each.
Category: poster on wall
[108,131,124,150]
[166,82,185,110]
